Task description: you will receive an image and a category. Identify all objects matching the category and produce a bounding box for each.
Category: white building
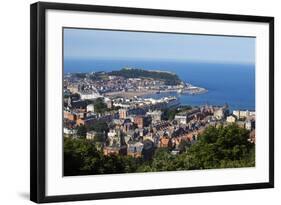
[107,129,117,138]
[107,130,122,146]
[86,131,97,140]
[79,91,102,100]
[233,110,254,119]
[86,104,95,112]
[175,115,187,124]
[113,103,131,109]
[233,110,240,119]
[245,120,254,131]
[214,108,224,120]
[146,110,162,124]
[67,84,79,93]
[249,111,255,116]
[63,128,77,137]
[104,97,113,108]
[240,110,250,118]
[226,115,236,123]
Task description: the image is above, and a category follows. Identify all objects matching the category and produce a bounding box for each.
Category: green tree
[64,124,255,176]
[76,125,87,138]
[109,68,182,85]
[64,138,85,176]
[162,106,192,121]
[94,98,108,113]
[185,124,254,169]
[64,137,103,175]
[93,132,106,143]
[88,120,109,143]
[178,139,191,153]
[89,120,109,133]
[64,137,141,176]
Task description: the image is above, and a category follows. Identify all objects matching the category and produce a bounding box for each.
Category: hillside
[109,68,182,85]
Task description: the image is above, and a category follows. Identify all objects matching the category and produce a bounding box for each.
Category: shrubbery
[64,124,255,176]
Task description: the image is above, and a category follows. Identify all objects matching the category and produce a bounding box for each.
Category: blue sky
[64,28,255,64]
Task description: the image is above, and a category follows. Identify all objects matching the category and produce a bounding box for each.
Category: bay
[64,58,255,111]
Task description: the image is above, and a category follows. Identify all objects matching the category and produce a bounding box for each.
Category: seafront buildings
[63,71,256,159]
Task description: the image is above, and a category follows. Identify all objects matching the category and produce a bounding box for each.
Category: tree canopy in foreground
[64,124,255,176]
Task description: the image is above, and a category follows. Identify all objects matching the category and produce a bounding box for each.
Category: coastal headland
[63,67,256,176]
[66,68,208,98]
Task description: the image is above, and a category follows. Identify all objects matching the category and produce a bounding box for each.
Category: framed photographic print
[30,2,274,203]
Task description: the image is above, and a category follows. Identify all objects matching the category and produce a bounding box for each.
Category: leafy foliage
[162,105,192,121]
[64,124,255,176]
[93,98,108,113]
[189,124,255,169]
[88,120,109,133]
[64,138,140,175]
[109,68,182,85]
[72,73,87,79]
[87,120,109,143]
[76,125,87,138]
[178,140,192,153]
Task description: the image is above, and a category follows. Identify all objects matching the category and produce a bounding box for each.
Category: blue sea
[64,58,255,111]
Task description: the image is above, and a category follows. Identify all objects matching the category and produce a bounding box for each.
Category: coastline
[104,90,157,98]
[65,60,255,111]
[104,87,208,98]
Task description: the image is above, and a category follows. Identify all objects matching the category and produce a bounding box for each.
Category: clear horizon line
[63,56,255,66]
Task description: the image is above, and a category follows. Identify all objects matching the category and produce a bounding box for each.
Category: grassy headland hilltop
[109,68,182,85]
[63,28,256,176]
[67,68,207,98]
[64,67,256,176]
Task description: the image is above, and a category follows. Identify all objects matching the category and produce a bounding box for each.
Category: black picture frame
[30,2,274,203]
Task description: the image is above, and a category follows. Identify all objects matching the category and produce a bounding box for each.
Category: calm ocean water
[64,58,255,111]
